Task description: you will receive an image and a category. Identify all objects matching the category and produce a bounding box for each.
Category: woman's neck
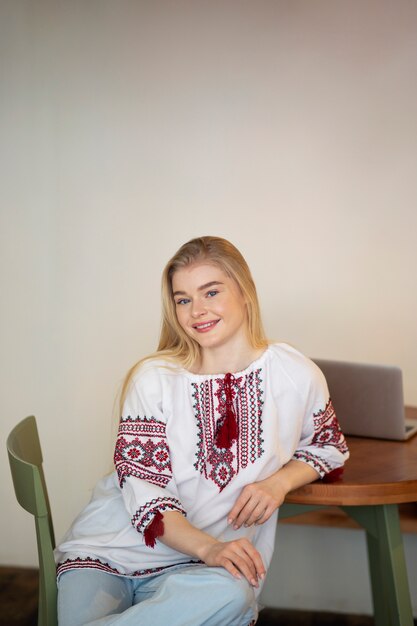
[193,343,266,375]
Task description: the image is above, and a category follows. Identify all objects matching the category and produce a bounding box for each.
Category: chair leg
[343,504,413,626]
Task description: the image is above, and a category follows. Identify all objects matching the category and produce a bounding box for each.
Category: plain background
[1,0,416,616]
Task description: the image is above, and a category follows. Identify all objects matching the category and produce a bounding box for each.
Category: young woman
[55,236,349,626]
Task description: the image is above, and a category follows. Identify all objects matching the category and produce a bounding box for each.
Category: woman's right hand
[158,511,265,587]
[198,537,265,588]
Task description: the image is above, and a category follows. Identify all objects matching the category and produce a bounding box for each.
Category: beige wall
[1,0,416,614]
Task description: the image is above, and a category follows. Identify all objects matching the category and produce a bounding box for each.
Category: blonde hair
[119,236,268,412]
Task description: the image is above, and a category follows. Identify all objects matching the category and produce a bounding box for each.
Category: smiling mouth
[192,320,220,332]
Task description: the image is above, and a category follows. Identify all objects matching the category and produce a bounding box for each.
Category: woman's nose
[191,300,206,317]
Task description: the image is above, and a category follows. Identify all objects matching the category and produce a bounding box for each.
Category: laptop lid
[313,358,417,441]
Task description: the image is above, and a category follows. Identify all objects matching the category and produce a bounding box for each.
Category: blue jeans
[57,564,257,625]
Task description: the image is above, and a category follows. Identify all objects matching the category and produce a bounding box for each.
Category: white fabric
[55,343,349,594]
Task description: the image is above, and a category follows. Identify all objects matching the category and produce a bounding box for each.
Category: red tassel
[144,511,164,548]
[215,412,238,448]
[322,467,344,483]
[215,373,238,449]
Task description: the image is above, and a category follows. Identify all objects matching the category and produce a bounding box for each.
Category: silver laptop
[313,358,417,441]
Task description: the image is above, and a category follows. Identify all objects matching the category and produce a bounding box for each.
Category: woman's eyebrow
[173,281,223,297]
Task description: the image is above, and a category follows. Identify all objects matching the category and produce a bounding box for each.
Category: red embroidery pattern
[114,416,172,488]
[313,398,348,452]
[293,399,348,477]
[56,557,201,579]
[192,369,264,491]
[293,449,332,476]
[132,496,185,534]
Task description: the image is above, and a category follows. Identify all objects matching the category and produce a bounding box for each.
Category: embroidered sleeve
[114,415,172,488]
[292,365,349,478]
[114,365,186,547]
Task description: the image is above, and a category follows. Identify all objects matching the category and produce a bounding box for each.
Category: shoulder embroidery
[293,399,349,477]
[114,415,172,488]
[191,368,264,491]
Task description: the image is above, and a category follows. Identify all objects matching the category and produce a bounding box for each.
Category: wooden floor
[0,568,38,626]
[1,566,415,626]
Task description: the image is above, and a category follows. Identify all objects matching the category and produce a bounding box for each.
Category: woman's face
[171,263,248,353]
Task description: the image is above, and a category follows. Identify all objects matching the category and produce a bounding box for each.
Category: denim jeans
[57,564,257,625]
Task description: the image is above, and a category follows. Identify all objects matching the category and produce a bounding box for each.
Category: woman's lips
[192,320,220,333]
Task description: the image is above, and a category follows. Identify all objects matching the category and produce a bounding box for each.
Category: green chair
[7,415,58,626]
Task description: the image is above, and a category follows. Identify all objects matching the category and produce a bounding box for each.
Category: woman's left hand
[228,460,320,530]
[227,477,285,530]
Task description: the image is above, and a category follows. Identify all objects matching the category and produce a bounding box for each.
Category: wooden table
[280,430,417,626]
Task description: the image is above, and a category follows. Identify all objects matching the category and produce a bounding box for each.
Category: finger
[228,552,259,587]
[241,543,266,581]
[228,489,252,525]
[255,504,275,526]
[221,559,243,581]
[220,541,260,584]
[244,502,268,527]
[233,499,261,529]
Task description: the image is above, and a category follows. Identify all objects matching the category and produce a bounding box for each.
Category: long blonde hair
[119,236,268,412]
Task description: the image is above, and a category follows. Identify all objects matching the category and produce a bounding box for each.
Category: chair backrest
[7,416,58,626]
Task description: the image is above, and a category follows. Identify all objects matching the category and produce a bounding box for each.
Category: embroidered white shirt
[55,343,349,591]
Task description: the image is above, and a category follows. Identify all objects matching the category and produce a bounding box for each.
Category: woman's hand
[157,511,264,587]
[228,460,320,529]
[227,478,285,530]
[198,537,265,588]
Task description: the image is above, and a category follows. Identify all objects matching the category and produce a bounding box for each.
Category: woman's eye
[176,298,190,306]
[207,290,218,298]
